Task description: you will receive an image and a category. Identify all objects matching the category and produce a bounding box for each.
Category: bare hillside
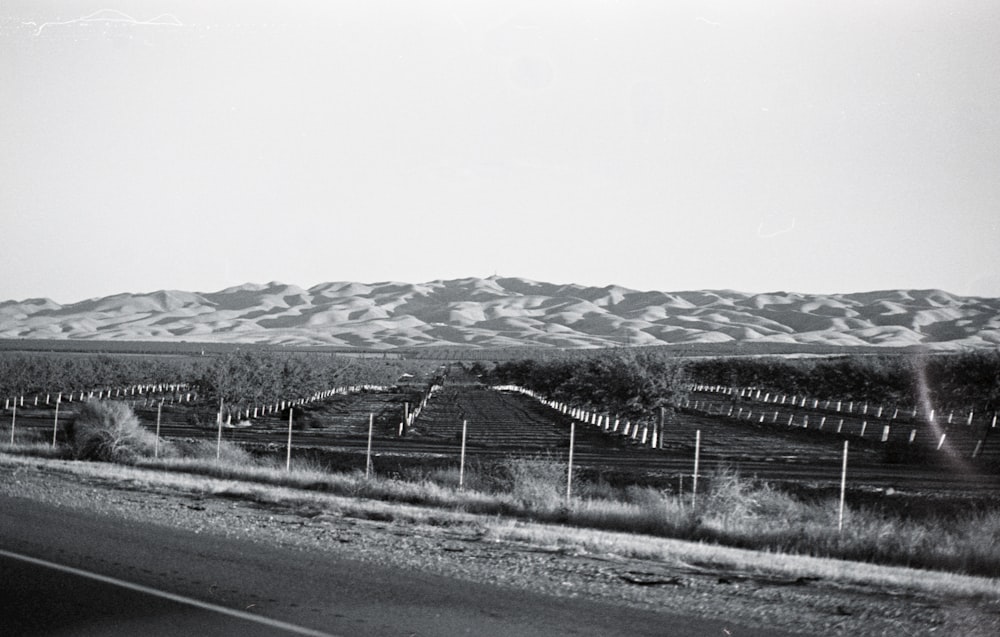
[2,277,998,349]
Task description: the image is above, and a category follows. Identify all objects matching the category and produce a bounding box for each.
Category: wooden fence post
[459,419,468,489]
[286,409,294,471]
[216,398,224,461]
[566,420,575,503]
[692,430,701,508]
[51,396,61,446]
[366,413,374,478]
[154,399,163,458]
[838,441,849,533]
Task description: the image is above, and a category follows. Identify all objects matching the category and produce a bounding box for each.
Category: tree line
[0,351,433,409]
[4,348,997,416]
[0,354,195,397]
[483,349,1000,418]
[683,351,1000,412]
[484,349,687,422]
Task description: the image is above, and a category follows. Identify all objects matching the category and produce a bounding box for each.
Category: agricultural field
[5,349,998,493]
[4,346,1000,581]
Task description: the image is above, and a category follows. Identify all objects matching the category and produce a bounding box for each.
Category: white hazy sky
[2,0,999,304]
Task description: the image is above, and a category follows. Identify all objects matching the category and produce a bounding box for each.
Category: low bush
[65,400,160,464]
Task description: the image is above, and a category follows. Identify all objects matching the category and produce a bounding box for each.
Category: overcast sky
[2,0,998,303]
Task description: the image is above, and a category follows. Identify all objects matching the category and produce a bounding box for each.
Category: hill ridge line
[2,278,997,350]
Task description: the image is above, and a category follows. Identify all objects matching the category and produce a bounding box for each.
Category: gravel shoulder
[2,454,999,636]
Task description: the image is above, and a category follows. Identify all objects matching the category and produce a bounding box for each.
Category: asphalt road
[0,551,322,637]
[0,494,792,637]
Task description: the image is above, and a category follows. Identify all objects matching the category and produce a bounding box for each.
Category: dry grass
[101,453,1000,578]
[3,451,998,602]
[1,440,71,459]
[480,518,1000,600]
[4,436,999,581]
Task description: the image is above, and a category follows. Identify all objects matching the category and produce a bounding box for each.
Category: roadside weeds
[3,451,999,603]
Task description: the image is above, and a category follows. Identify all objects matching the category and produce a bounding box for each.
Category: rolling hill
[1,277,998,350]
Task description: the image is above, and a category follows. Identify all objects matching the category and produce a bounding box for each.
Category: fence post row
[676,383,995,458]
[492,384,665,451]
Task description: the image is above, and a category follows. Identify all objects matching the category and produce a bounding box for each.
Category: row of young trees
[684,351,1000,411]
[0,350,434,410]
[485,349,688,421]
[195,351,352,410]
[484,349,1000,419]
[0,354,196,397]
[4,348,997,416]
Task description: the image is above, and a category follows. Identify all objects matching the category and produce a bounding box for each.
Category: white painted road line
[0,548,339,637]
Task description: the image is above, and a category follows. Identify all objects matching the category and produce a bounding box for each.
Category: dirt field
[7,380,1000,504]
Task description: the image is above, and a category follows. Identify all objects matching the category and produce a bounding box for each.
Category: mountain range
[1,277,998,350]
